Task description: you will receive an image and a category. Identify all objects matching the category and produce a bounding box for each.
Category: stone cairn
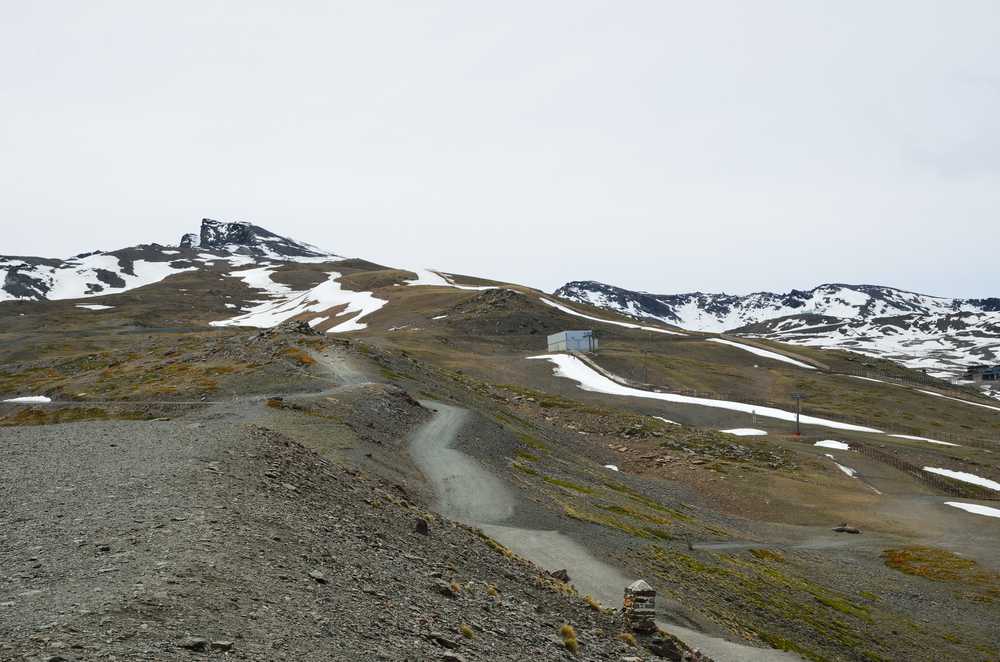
[623,579,657,633]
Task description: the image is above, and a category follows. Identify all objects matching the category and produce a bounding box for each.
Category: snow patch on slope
[1,253,195,302]
[405,269,498,290]
[889,434,959,447]
[211,268,386,333]
[527,353,880,433]
[922,467,1000,491]
[815,440,850,450]
[944,502,1000,518]
[707,338,815,370]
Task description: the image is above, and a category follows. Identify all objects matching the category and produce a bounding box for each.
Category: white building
[547,330,598,353]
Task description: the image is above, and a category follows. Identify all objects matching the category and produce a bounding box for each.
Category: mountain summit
[0,218,338,303]
[190,219,337,260]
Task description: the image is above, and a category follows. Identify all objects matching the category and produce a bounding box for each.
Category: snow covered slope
[555,281,1000,381]
[0,249,198,302]
[0,219,340,302]
[209,266,386,333]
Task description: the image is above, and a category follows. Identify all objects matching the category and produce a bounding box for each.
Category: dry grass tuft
[618,631,637,647]
[560,624,579,654]
[750,548,785,562]
[283,347,316,366]
[460,624,474,639]
[584,594,601,611]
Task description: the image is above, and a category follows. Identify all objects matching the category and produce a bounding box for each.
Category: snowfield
[707,338,815,370]
[815,440,851,450]
[2,396,52,403]
[528,354,882,433]
[0,254,196,302]
[405,269,497,290]
[889,434,959,447]
[944,502,1000,519]
[833,462,857,477]
[211,268,386,333]
[720,428,768,436]
[922,467,1000,491]
[539,299,685,336]
[916,389,1000,414]
[75,304,114,311]
[849,375,889,384]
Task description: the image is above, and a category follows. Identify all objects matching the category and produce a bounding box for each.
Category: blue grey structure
[547,330,598,353]
[966,365,1000,382]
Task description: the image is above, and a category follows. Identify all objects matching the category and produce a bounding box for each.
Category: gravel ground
[1,407,684,661]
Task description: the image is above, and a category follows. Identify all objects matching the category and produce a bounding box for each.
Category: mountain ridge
[0,219,340,302]
[554,280,1000,383]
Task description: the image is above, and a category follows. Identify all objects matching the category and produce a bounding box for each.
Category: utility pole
[791,393,805,436]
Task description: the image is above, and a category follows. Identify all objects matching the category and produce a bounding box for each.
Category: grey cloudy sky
[2,2,998,297]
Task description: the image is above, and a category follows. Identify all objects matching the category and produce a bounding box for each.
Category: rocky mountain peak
[183,218,338,260]
[198,219,255,248]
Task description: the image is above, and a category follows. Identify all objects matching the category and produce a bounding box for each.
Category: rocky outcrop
[192,218,338,259]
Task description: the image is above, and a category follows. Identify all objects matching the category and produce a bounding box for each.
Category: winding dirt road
[408,402,803,662]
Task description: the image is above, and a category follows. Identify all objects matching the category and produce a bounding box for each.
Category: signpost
[791,393,805,436]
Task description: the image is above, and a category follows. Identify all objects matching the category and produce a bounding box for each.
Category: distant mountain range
[4,219,997,388]
[555,281,1000,382]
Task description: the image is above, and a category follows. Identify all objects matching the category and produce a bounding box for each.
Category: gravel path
[409,402,516,524]
[407,403,804,662]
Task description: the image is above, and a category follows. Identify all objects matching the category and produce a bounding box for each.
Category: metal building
[547,330,598,353]
[965,365,1000,383]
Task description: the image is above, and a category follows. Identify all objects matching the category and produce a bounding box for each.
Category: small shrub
[584,595,601,611]
[560,624,578,654]
[750,548,785,562]
[283,347,316,366]
[450,581,462,595]
[460,624,474,639]
[618,631,637,647]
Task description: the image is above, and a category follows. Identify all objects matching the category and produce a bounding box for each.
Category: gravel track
[407,403,804,662]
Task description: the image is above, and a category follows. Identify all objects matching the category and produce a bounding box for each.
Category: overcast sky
[2,2,998,297]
